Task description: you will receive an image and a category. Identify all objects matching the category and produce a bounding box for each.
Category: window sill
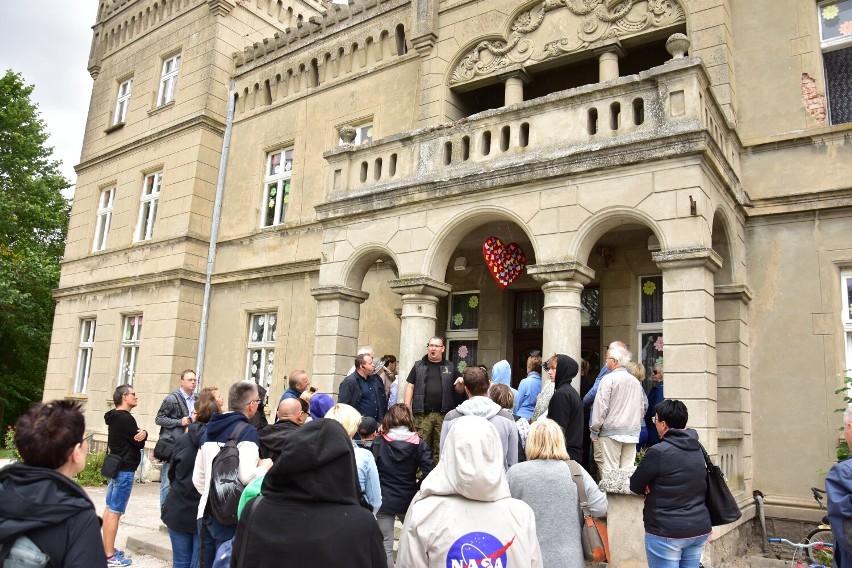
[104,121,125,134]
[148,101,175,116]
[65,393,88,401]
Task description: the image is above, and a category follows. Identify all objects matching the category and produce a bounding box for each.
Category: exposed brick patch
[801,73,827,122]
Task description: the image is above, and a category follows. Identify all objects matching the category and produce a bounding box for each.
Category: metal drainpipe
[196,79,236,387]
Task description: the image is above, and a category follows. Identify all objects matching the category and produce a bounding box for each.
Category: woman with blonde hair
[325,404,382,515]
[627,362,650,451]
[508,419,607,568]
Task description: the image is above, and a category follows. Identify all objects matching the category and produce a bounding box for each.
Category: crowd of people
[0,335,756,568]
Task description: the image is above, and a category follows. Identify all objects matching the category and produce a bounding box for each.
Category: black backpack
[208,421,250,526]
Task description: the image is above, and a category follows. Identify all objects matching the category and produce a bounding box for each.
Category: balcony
[318,57,742,219]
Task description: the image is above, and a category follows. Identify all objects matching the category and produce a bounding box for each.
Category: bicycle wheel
[806,527,834,565]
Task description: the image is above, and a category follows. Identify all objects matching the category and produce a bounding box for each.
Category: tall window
[843,270,852,372]
[93,188,115,251]
[339,123,373,145]
[261,149,293,227]
[446,291,480,375]
[638,275,664,390]
[157,54,181,106]
[113,79,132,125]
[119,315,143,385]
[818,0,852,124]
[136,172,162,241]
[74,319,96,394]
[247,312,277,388]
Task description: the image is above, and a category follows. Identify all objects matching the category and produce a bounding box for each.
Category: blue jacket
[490,360,519,402]
[826,457,852,566]
[513,372,541,419]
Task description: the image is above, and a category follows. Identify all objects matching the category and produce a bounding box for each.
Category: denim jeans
[168,527,200,568]
[644,532,710,568]
[160,462,170,508]
[199,516,236,568]
[105,470,135,514]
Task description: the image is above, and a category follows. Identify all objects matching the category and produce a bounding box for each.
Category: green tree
[0,70,70,429]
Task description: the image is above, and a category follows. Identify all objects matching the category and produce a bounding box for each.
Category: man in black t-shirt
[404,336,464,461]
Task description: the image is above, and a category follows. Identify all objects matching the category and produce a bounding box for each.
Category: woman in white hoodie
[397,415,542,568]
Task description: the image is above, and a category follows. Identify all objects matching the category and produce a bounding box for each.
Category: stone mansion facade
[45,0,851,560]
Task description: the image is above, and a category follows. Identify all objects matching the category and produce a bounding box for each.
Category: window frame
[817,0,852,124]
[637,275,664,387]
[113,78,132,125]
[157,54,181,107]
[93,187,115,252]
[246,311,277,389]
[135,172,162,241]
[118,314,143,386]
[446,290,480,375]
[74,318,97,394]
[339,123,373,146]
[842,269,852,373]
[260,148,294,228]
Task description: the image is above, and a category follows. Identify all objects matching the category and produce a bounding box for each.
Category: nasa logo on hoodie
[446,532,514,568]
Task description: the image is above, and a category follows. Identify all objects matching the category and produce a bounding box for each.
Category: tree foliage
[0,70,70,427]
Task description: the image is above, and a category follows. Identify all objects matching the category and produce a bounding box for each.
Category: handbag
[700,444,742,526]
[153,434,176,462]
[565,459,610,563]
[101,453,122,479]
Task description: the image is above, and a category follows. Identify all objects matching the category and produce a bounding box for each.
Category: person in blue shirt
[644,363,665,447]
[826,404,852,567]
[514,354,543,420]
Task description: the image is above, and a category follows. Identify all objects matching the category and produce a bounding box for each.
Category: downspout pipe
[196,79,236,387]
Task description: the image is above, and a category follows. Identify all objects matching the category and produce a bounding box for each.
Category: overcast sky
[0,2,99,193]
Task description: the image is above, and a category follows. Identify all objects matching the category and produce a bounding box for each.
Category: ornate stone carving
[449,0,685,86]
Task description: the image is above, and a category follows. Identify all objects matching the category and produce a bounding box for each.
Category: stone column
[310,285,369,396]
[594,41,626,82]
[528,262,595,392]
[714,283,753,496]
[499,68,530,106]
[653,247,722,456]
[389,277,451,398]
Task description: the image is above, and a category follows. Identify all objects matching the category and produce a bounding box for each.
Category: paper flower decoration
[643,280,657,296]
[468,296,479,309]
[458,345,469,359]
[453,313,464,326]
[654,336,664,352]
[457,361,467,373]
[823,5,840,20]
[840,20,852,35]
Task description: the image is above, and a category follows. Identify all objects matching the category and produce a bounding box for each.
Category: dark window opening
[519,123,529,147]
[444,141,452,165]
[588,108,598,135]
[461,136,470,160]
[632,98,645,125]
[481,131,492,155]
[500,125,510,151]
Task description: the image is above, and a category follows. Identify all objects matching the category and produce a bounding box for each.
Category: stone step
[126,528,172,563]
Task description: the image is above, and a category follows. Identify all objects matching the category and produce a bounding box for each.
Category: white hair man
[590,345,647,478]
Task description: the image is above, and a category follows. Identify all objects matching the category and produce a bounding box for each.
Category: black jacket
[338,371,387,423]
[0,463,107,567]
[406,356,459,414]
[258,419,300,462]
[155,390,192,461]
[372,431,434,514]
[105,408,146,471]
[161,422,204,534]
[629,428,712,538]
[546,354,583,462]
[231,419,384,567]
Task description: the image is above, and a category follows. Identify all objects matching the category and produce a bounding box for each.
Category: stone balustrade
[319,57,741,218]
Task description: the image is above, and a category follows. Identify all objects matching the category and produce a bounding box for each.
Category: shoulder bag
[154,393,186,462]
[101,452,122,479]
[565,459,610,563]
[700,443,742,526]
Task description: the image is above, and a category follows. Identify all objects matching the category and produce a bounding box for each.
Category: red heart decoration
[482,236,526,290]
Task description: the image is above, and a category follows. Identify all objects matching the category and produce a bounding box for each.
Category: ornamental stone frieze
[449,0,685,87]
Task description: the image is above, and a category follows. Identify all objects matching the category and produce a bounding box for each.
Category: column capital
[592,39,626,59]
[714,283,753,304]
[310,285,370,304]
[388,276,452,297]
[652,247,722,272]
[497,65,532,84]
[527,261,595,285]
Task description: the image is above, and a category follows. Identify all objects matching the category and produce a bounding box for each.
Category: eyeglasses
[250,399,262,405]
[124,392,137,397]
[427,343,444,348]
[606,357,617,362]
[652,416,662,424]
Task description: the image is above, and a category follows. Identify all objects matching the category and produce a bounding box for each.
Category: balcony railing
[319,57,740,217]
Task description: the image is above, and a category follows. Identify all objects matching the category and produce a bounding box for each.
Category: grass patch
[75,450,109,486]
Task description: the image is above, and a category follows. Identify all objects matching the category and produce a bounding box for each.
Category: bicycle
[766,537,832,568]
[806,487,834,566]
